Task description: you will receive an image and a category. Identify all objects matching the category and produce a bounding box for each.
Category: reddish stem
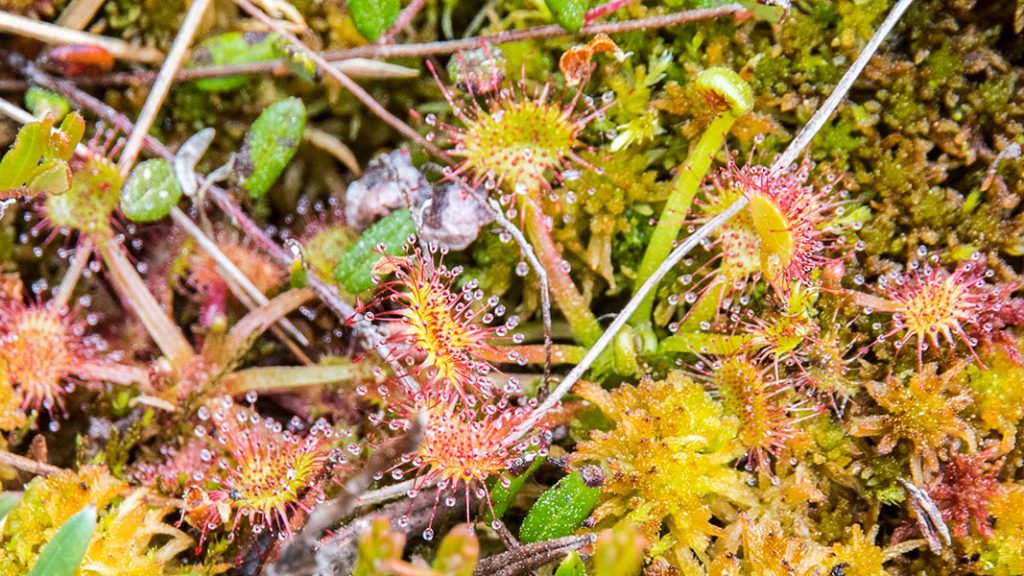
[380,0,428,44]
[585,0,639,23]
[0,4,747,91]
[233,0,448,160]
[523,200,602,346]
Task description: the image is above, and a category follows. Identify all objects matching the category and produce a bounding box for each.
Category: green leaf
[0,492,20,521]
[432,524,479,576]
[593,522,644,576]
[0,121,46,189]
[353,518,404,576]
[349,0,400,41]
[27,504,97,576]
[290,257,309,289]
[25,87,70,121]
[335,209,415,293]
[545,0,589,32]
[487,456,543,522]
[519,472,600,544]
[51,113,86,161]
[27,161,72,196]
[120,159,184,222]
[738,0,787,23]
[237,97,306,199]
[188,32,283,92]
[555,551,587,576]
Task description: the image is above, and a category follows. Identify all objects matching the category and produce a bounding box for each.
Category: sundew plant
[1,1,1024,575]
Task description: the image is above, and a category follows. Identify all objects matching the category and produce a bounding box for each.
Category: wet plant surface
[1,0,1024,575]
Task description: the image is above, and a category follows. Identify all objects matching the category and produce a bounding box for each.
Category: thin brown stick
[0,5,746,93]
[117,0,213,176]
[52,235,94,310]
[0,449,63,477]
[232,0,448,159]
[0,58,418,91]
[322,5,747,60]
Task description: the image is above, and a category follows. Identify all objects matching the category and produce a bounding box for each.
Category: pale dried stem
[232,0,448,159]
[52,235,94,310]
[303,126,361,175]
[510,0,916,443]
[170,206,310,347]
[0,449,63,477]
[55,0,106,30]
[98,237,195,367]
[117,0,213,176]
[0,11,164,64]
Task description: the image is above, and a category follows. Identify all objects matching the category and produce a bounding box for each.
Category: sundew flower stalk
[628,66,753,329]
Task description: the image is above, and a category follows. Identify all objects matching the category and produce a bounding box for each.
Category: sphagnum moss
[1,1,1024,575]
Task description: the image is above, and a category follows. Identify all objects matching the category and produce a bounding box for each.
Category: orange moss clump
[0,465,125,572]
[849,362,974,482]
[571,371,752,573]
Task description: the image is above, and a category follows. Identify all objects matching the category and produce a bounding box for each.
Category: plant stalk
[98,238,195,368]
[629,112,739,327]
[523,199,602,346]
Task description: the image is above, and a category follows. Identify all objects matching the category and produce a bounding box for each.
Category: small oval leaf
[335,209,415,293]
[188,32,282,92]
[27,503,96,576]
[121,159,184,222]
[487,456,543,522]
[519,472,600,544]
[237,97,306,199]
[545,0,589,32]
[349,0,400,41]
